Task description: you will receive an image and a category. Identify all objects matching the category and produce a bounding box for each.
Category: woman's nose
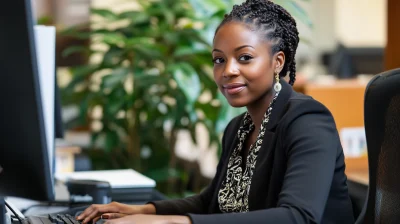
[223,60,240,78]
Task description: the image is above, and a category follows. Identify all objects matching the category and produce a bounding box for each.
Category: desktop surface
[55,169,156,189]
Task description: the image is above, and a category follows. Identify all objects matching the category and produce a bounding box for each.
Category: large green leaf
[101,67,129,89]
[102,33,126,46]
[127,42,165,59]
[129,13,151,26]
[64,65,98,92]
[199,17,222,45]
[59,24,91,39]
[118,11,140,19]
[102,47,126,67]
[145,167,182,182]
[170,63,201,106]
[91,8,119,21]
[104,129,119,152]
[103,87,128,118]
[187,0,227,17]
[173,43,210,58]
[179,30,211,47]
[163,8,176,25]
[125,37,155,47]
[274,0,313,28]
[195,102,219,123]
[62,46,92,58]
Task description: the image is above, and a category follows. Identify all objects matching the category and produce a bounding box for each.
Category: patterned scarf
[218,91,279,213]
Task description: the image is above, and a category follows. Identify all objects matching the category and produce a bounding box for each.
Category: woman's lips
[223,83,246,95]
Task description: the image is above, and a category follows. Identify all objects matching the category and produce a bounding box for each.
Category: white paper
[340,127,367,157]
[55,169,156,188]
[34,25,56,188]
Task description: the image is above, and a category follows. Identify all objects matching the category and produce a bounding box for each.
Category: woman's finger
[92,216,101,224]
[76,205,97,220]
[82,205,107,224]
[82,203,122,224]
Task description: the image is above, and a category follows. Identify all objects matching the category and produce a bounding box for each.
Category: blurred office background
[30,0,398,198]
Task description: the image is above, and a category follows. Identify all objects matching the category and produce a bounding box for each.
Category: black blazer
[150,81,354,224]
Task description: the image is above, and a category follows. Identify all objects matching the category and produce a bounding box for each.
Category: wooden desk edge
[56,146,81,154]
[346,171,369,186]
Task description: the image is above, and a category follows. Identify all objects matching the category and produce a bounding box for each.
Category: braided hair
[215,0,299,85]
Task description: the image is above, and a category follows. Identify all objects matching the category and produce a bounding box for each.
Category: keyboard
[26,214,81,224]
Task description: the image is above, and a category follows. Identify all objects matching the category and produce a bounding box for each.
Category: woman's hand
[103,214,191,224]
[76,202,156,224]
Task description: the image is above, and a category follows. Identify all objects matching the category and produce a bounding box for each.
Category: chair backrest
[361,68,400,223]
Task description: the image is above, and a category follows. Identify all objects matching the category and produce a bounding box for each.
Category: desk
[304,78,368,133]
[303,78,370,186]
[302,78,370,218]
[8,169,158,216]
[345,156,369,186]
[347,171,369,186]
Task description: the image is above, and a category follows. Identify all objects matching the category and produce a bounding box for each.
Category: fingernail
[101,214,110,219]
[76,216,81,220]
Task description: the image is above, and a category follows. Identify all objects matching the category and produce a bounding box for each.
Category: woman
[77,0,354,223]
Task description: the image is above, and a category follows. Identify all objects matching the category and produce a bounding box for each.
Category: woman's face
[212,22,283,108]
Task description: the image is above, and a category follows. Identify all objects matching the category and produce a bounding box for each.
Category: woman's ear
[274,51,285,73]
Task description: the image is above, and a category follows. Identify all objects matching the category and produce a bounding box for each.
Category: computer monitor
[55,82,65,139]
[326,43,384,79]
[0,0,55,205]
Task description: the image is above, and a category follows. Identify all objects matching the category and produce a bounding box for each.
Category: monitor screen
[327,44,384,79]
[0,0,55,201]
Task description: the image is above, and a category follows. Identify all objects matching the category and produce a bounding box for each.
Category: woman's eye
[213,58,225,64]
[239,55,253,61]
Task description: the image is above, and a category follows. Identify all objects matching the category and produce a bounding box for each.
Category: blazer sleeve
[148,116,239,215]
[188,100,341,224]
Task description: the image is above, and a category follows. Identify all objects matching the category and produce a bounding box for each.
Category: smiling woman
[212,23,284,112]
[76,1,355,223]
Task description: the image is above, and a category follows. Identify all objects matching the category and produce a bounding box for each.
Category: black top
[150,81,354,224]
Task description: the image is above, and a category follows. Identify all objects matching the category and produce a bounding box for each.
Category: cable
[21,200,88,215]
[4,201,23,224]
[20,201,68,215]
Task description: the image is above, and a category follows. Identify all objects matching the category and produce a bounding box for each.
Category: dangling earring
[274,71,282,92]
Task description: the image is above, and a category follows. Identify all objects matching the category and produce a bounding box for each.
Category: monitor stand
[0,197,5,224]
[1,166,5,224]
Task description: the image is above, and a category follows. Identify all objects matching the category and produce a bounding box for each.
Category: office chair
[356,68,400,223]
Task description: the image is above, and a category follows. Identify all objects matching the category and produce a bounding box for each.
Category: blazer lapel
[266,80,294,131]
[248,80,294,210]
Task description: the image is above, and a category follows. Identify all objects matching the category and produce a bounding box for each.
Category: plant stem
[127,109,141,171]
[167,128,178,194]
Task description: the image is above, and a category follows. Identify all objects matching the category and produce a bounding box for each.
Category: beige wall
[312,0,337,53]
[335,0,387,47]
[307,0,387,55]
[295,0,338,62]
[92,0,140,12]
[294,0,387,68]
[33,0,387,50]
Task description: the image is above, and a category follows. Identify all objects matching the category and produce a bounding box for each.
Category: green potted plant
[60,0,312,196]
[61,0,230,196]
